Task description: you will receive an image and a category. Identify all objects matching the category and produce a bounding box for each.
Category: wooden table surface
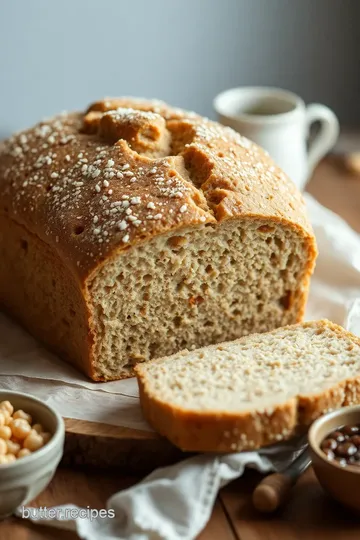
[2,158,360,540]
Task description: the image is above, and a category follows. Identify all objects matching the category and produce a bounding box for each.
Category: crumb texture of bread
[89,219,310,380]
[0,97,317,380]
[135,320,360,452]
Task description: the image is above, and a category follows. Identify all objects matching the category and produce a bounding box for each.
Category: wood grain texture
[307,158,360,233]
[220,468,360,540]
[197,500,237,540]
[64,418,155,439]
[63,418,186,472]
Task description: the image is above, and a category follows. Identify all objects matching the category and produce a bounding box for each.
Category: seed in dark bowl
[342,425,360,436]
[351,435,360,446]
[336,442,357,457]
[331,431,346,443]
[336,458,348,467]
[320,438,338,451]
[323,448,335,460]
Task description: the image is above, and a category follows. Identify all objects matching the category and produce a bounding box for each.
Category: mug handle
[306,103,339,178]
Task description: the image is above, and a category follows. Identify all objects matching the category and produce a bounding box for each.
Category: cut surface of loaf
[135,320,360,452]
[0,97,317,381]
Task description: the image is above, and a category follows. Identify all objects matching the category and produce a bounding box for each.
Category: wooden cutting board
[63,418,188,472]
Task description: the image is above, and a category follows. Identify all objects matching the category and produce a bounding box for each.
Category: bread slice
[135,320,360,452]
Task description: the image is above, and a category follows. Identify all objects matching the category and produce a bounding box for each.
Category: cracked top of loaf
[0,97,314,279]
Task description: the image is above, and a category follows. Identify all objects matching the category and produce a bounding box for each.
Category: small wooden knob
[252,473,293,513]
[344,153,360,176]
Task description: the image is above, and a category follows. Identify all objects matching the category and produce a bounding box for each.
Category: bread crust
[0,97,316,281]
[135,320,360,452]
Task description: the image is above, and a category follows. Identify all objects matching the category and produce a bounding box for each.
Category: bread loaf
[135,320,360,452]
[0,98,317,381]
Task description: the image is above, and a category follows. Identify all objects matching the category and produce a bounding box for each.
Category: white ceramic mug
[213,87,339,191]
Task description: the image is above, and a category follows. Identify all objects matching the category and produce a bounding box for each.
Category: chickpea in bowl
[0,400,53,464]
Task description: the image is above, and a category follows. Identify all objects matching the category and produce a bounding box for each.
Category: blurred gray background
[0,0,359,136]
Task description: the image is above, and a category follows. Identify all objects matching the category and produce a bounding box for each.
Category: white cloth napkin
[8,192,360,539]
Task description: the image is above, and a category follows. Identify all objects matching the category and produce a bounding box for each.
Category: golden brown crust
[0,97,316,281]
[135,320,360,452]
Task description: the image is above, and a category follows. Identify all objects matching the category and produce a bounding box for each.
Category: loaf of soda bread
[135,320,360,452]
[0,98,317,380]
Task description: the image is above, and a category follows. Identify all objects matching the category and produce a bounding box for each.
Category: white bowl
[0,390,64,519]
